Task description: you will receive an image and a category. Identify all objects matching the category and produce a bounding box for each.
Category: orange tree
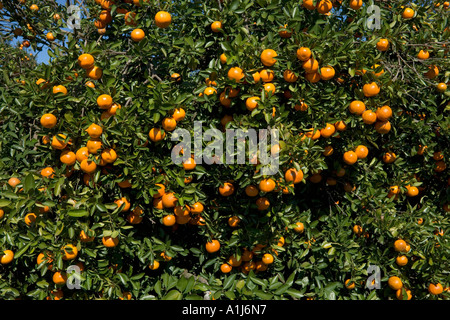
[0,0,449,300]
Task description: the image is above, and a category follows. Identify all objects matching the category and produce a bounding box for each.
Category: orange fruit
[131,28,145,42]
[396,255,408,267]
[148,260,160,270]
[174,205,190,217]
[40,113,57,128]
[388,276,403,290]
[363,82,380,97]
[155,11,171,28]
[323,145,334,156]
[294,101,308,111]
[86,139,102,154]
[374,120,391,134]
[362,110,377,124]
[78,53,95,69]
[40,167,55,178]
[219,182,235,196]
[263,83,276,94]
[382,152,396,164]
[219,92,231,107]
[349,101,366,115]
[293,222,305,233]
[62,244,78,261]
[296,47,312,61]
[172,108,186,121]
[428,283,444,295]
[60,150,76,166]
[101,149,117,164]
[375,106,392,121]
[86,66,103,80]
[320,66,335,80]
[80,159,96,174]
[437,83,447,93]
[97,94,113,109]
[0,250,14,265]
[227,67,244,83]
[349,0,363,10]
[153,183,166,198]
[76,147,89,162]
[51,134,68,150]
[320,123,336,138]
[53,272,67,285]
[190,202,204,214]
[261,49,277,66]
[394,239,407,252]
[353,225,363,235]
[163,214,176,226]
[52,85,67,95]
[316,0,332,14]
[124,12,137,26]
[256,197,270,211]
[220,53,227,64]
[252,72,261,83]
[335,120,347,131]
[260,69,275,82]
[302,57,319,73]
[262,253,274,265]
[305,72,321,83]
[343,151,358,165]
[302,0,315,10]
[396,288,412,300]
[259,178,276,192]
[376,38,389,51]
[425,65,439,79]
[355,145,369,159]
[220,263,232,273]
[246,96,260,111]
[283,70,298,82]
[149,128,166,142]
[285,168,304,184]
[80,230,95,242]
[345,279,355,290]
[406,185,419,197]
[245,185,259,197]
[85,81,95,88]
[417,50,430,60]
[162,117,177,131]
[86,123,103,138]
[102,236,119,247]
[211,21,222,32]
[162,192,178,208]
[402,8,415,19]
[205,239,220,253]
[228,216,240,227]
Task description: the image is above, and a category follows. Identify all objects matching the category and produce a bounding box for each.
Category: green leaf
[67,210,89,217]
[162,289,182,300]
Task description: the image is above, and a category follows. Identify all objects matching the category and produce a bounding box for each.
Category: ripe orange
[285,168,304,184]
[220,53,227,64]
[382,152,396,164]
[155,11,172,28]
[279,24,292,38]
[86,66,103,80]
[406,185,419,197]
[101,149,117,164]
[245,185,259,197]
[86,139,102,154]
[417,50,430,60]
[363,82,380,97]
[376,38,390,51]
[260,69,275,82]
[40,113,57,128]
[80,230,95,242]
[52,85,67,95]
[283,70,298,82]
[437,83,447,93]
[252,72,261,83]
[343,151,358,165]
[261,49,277,67]
[345,279,355,290]
[259,178,276,192]
[37,252,53,269]
[294,101,308,111]
[227,67,244,83]
[205,239,220,253]
[219,92,231,107]
[149,128,166,142]
[162,214,176,226]
[335,120,347,131]
[172,108,186,121]
[320,66,335,80]
[62,244,78,260]
[349,101,366,115]
[349,0,363,10]
[149,260,160,270]
[51,134,68,150]
[40,167,55,178]
[323,145,334,156]
[246,96,260,111]
[102,236,119,247]
[60,150,76,166]
[296,47,312,61]
[402,8,415,19]
[355,145,369,159]
[85,81,95,88]
[394,239,407,252]
[353,225,363,235]
[425,65,439,79]
[162,192,178,208]
[262,253,274,265]
[256,197,270,211]
[76,147,89,162]
[228,216,240,227]
[0,250,14,265]
[302,0,315,10]
[388,276,403,290]
[78,53,95,69]
[219,182,235,196]
[320,123,336,138]
[374,121,391,134]
[131,28,145,42]
[396,255,408,267]
[162,117,177,132]
[263,83,276,94]
[53,272,67,285]
[86,123,103,138]
[375,106,392,121]
[174,205,190,217]
[302,57,319,73]
[211,21,222,32]
[396,288,412,300]
[316,0,332,14]
[428,283,444,295]
[362,110,377,124]
[220,263,232,273]
[293,222,305,233]
[97,94,113,109]
[153,183,166,198]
